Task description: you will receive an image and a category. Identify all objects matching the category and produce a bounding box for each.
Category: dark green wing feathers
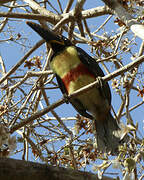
[55,73,93,119]
[76,47,111,106]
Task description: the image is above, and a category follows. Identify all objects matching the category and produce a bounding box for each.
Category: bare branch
[102,0,144,40]
[0,40,44,85]
[10,54,144,133]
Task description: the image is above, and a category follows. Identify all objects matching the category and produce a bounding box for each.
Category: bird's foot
[96,76,107,99]
[63,93,69,104]
[96,76,104,88]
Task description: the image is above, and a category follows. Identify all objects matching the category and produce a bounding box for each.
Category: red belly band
[62,63,95,93]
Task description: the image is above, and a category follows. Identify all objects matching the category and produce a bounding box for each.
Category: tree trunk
[0,158,113,180]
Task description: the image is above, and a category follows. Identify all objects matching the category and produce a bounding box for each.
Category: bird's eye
[63,36,71,45]
[58,35,72,46]
[63,37,67,41]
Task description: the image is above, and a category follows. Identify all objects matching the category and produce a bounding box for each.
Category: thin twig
[0,39,45,85]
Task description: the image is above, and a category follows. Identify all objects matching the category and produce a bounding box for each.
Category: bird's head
[26,21,72,53]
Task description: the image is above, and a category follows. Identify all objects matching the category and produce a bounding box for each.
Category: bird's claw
[63,93,69,104]
[96,76,107,99]
[96,76,103,88]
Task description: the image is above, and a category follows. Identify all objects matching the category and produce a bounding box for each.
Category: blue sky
[0,0,143,149]
[0,0,144,178]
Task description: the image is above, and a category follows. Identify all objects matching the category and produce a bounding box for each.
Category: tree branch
[102,0,144,40]
[0,39,44,85]
[0,0,15,5]
[0,158,113,180]
[0,6,111,23]
[10,54,144,134]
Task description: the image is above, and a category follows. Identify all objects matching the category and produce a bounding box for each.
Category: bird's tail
[94,111,126,154]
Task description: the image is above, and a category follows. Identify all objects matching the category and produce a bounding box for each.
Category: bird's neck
[50,46,81,78]
[50,46,95,94]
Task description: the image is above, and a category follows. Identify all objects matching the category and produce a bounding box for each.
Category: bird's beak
[26,21,64,45]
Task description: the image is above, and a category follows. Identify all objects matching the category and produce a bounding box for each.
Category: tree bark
[0,158,113,180]
[102,0,144,40]
[0,0,15,4]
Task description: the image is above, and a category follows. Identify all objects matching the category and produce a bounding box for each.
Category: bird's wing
[56,74,68,95]
[56,74,93,119]
[76,46,111,105]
